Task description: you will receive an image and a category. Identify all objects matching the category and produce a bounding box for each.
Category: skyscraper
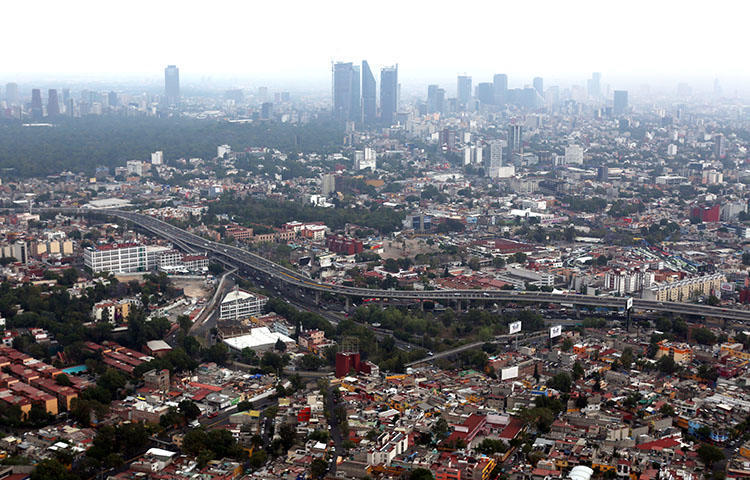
[457,75,472,106]
[108,91,118,108]
[31,89,43,120]
[427,84,445,114]
[713,134,726,159]
[164,65,180,106]
[361,60,377,125]
[477,83,494,105]
[485,140,503,178]
[350,65,361,124]
[47,89,60,117]
[533,77,544,97]
[333,62,358,122]
[493,74,508,105]
[613,90,628,115]
[5,83,18,105]
[587,72,601,98]
[380,65,398,125]
[508,124,523,154]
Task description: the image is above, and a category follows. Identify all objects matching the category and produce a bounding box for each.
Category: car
[483,292,490,297]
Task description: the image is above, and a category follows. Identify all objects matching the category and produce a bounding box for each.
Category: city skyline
[3,1,750,90]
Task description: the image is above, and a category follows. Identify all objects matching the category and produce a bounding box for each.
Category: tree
[54,373,73,387]
[548,372,572,393]
[279,423,297,450]
[620,347,634,369]
[431,418,450,440]
[179,400,201,421]
[274,338,287,352]
[659,404,675,417]
[743,252,750,266]
[310,458,328,479]
[410,468,435,480]
[468,257,481,271]
[178,315,193,333]
[693,327,717,345]
[657,355,678,375]
[31,459,78,480]
[697,443,725,468]
[561,337,574,352]
[572,361,585,381]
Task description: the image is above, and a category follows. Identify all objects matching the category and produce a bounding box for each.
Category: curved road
[58,208,750,322]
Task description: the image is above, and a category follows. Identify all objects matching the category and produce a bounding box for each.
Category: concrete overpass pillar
[315,290,321,305]
[345,296,351,311]
[419,301,424,312]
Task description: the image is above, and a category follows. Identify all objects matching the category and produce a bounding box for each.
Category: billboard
[501,366,519,380]
[509,321,522,334]
[626,297,633,311]
[550,325,562,338]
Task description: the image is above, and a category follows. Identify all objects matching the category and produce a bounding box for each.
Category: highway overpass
[53,208,750,323]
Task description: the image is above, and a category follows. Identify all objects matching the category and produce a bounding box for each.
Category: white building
[354,148,377,171]
[126,160,143,176]
[217,144,232,158]
[667,144,678,156]
[83,243,172,273]
[604,269,654,295]
[564,145,584,165]
[485,140,503,178]
[151,151,163,165]
[219,288,268,321]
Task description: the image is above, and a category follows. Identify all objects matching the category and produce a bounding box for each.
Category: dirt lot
[171,278,211,300]
[381,237,438,260]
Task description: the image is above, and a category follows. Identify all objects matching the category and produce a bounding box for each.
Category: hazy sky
[6,0,750,89]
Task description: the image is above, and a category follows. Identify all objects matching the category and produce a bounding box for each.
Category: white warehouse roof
[222,327,294,351]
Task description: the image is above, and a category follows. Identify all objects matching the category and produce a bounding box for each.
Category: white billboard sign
[509,321,522,334]
[501,366,519,380]
[626,297,633,311]
[550,325,562,338]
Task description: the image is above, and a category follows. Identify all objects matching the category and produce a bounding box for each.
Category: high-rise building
[427,85,445,114]
[380,65,398,125]
[108,91,118,108]
[587,72,601,98]
[564,145,584,165]
[164,65,180,106]
[485,140,503,178]
[350,65,361,124]
[31,89,43,120]
[62,88,70,114]
[613,90,628,115]
[333,62,359,123]
[260,102,273,119]
[457,75,472,106]
[5,83,18,105]
[493,74,508,105]
[47,89,60,117]
[508,125,523,154]
[533,77,544,97]
[477,83,494,105]
[151,151,163,165]
[321,174,336,196]
[713,134,726,159]
[361,60,377,125]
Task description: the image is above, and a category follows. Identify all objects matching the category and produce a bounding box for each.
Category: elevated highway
[56,208,750,323]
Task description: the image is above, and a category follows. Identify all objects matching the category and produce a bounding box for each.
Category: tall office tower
[477,82,494,105]
[380,65,398,125]
[164,65,180,106]
[508,124,523,154]
[493,74,508,105]
[427,84,447,114]
[350,65,361,123]
[61,88,70,114]
[613,90,628,115]
[321,173,336,196]
[260,102,273,119]
[333,62,355,122]
[5,83,18,105]
[533,77,544,97]
[713,134,726,159]
[361,60,377,125]
[108,91,118,108]
[457,75,472,106]
[31,89,43,120]
[587,72,601,98]
[47,89,60,117]
[485,140,503,178]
